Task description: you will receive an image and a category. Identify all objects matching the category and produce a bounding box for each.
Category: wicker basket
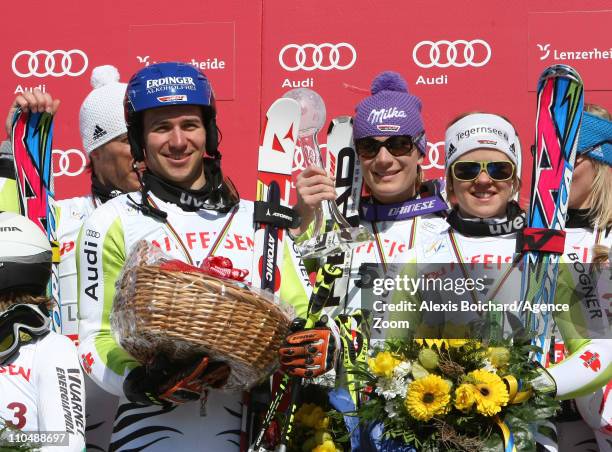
[111,241,292,390]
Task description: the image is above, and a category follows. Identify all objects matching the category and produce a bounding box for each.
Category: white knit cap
[79,65,128,154]
[445,113,522,175]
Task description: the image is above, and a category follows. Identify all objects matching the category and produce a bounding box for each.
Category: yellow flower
[454,384,477,411]
[487,347,511,368]
[446,339,469,348]
[405,374,451,421]
[468,369,509,416]
[368,351,401,377]
[312,439,338,452]
[295,404,329,429]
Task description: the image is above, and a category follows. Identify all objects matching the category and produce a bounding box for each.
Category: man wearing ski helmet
[0,212,85,451]
[76,62,252,451]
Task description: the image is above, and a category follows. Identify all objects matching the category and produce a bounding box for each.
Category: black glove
[123,354,231,406]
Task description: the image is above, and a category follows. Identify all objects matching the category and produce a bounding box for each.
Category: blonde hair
[582,104,612,229]
[444,111,522,207]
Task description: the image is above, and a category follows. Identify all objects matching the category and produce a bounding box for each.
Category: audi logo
[279,43,357,71]
[53,149,87,177]
[412,39,491,68]
[12,49,88,78]
[422,141,445,171]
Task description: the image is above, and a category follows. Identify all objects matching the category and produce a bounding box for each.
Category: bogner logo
[367,107,406,125]
[0,226,21,232]
[488,215,524,235]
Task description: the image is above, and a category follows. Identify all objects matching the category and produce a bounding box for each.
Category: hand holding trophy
[284,88,372,259]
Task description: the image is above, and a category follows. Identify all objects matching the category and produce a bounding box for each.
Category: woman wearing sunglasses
[0,212,85,451]
[388,112,610,448]
[289,71,447,320]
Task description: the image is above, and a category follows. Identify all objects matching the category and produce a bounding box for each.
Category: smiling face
[448,149,516,219]
[142,105,207,190]
[359,136,423,204]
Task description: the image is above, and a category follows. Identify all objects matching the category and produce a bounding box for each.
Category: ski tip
[327,115,353,135]
[539,64,582,84]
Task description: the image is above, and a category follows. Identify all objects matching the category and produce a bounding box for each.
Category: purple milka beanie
[353,71,426,154]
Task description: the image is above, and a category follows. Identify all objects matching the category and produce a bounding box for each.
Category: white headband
[445,113,521,175]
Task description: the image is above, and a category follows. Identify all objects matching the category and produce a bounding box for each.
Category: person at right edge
[552,104,612,452]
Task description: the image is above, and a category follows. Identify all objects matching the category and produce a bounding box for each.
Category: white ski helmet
[0,212,52,295]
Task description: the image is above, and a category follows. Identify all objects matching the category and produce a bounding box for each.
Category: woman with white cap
[0,212,85,451]
[390,111,611,451]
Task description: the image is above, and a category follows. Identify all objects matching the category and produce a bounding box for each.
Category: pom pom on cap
[91,65,120,89]
[371,71,409,95]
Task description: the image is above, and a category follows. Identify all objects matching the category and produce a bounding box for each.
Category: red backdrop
[2,0,610,203]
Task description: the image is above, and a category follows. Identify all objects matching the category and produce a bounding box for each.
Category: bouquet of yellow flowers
[286,385,349,452]
[353,339,559,451]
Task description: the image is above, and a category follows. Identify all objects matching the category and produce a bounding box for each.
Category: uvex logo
[488,216,524,235]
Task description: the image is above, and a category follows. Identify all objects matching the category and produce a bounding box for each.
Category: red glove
[279,328,336,378]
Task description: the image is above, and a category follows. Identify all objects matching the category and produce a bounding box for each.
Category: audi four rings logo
[12,49,88,78]
[53,149,87,177]
[412,40,491,68]
[422,142,445,170]
[279,43,357,71]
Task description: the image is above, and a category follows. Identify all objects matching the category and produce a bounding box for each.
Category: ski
[244,98,301,451]
[323,116,363,310]
[519,64,584,366]
[11,109,60,332]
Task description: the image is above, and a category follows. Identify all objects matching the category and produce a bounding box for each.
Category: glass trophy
[283,88,372,259]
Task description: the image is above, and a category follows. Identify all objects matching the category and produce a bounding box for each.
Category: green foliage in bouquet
[349,338,560,452]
